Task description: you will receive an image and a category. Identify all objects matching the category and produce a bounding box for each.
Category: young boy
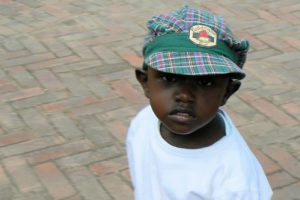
[126,6,273,200]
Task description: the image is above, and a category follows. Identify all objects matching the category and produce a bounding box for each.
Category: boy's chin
[173,132,194,136]
[163,124,201,136]
[171,129,196,136]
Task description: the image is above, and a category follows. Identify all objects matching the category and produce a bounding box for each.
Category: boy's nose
[174,80,195,103]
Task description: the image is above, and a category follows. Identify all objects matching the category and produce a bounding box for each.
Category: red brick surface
[0,1,299,199]
[34,162,76,199]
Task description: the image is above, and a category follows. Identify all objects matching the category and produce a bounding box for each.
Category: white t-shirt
[127,105,273,200]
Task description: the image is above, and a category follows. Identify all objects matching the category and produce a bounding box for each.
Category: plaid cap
[143,5,250,79]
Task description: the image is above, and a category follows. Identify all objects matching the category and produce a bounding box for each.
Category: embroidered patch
[189,25,217,47]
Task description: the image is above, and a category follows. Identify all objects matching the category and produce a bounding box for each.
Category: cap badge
[189,25,217,47]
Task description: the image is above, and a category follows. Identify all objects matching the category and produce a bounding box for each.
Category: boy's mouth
[168,109,196,123]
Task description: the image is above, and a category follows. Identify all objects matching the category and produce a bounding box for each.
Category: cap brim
[144,52,246,79]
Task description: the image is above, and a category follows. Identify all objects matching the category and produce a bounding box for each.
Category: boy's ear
[221,80,241,106]
[135,69,150,98]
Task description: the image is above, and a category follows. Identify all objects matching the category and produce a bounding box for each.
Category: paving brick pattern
[0,0,299,199]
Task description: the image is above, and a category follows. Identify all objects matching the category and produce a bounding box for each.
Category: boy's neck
[160,113,225,149]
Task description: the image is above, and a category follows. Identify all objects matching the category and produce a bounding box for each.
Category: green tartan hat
[143,5,250,79]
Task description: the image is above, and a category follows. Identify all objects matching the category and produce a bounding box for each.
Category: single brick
[26,55,81,70]
[251,98,298,126]
[117,47,143,68]
[81,33,133,46]
[223,108,248,127]
[106,120,128,143]
[262,51,300,63]
[56,145,122,170]
[226,96,266,123]
[20,36,48,54]
[67,167,111,200]
[283,36,300,50]
[80,76,116,99]
[59,31,98,42]
[3,156,43,193]
[34,162,76,199]
[281,102,300,121]
[95,105,138,124]
[99,173,134,200]
[0,130,33,147]
[49,113,84,139]
[0,87,46,103]
[99,69,133,82]
[58,72,91,96]
[257,35,296,52]
[92,45,123,64]
[0,24,15,36]
[69,98,127,117]
[0,82,18,93]
[249,145,280,174]
[6,66,39,88]
[26,139,95,164]
[2,39,24,51]
[111,79,147,104]
[89,156,128,176]
[38,96,98,113]
[2,53,55,67]
[52,59,102,73]
[6,21,32,32]
[256,9,279,22]
[16,0,43,8]
[245,61,283,85]
[19,108,56,136]
[0,135,64,157]
[11,91,68,110]
[33,69,66,91]
[263,146,300,178]
[40,4,72,18]
[0,104,26,130]
[272,182,300,200]
[65,194,83,200]
[66,41,97,59]
[42,38,73,57]
[268,171,297,189]
[77,116,114,147]
[237,90,261,102]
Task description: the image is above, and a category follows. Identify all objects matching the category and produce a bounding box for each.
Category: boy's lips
[168,109,196,123]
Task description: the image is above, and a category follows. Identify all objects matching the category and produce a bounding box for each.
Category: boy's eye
[160,75,178,82]
[196,78,214,87]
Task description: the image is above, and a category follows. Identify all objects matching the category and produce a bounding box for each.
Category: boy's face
[136,67,239,136]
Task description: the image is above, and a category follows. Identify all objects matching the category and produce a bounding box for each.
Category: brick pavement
[0,0,299,199]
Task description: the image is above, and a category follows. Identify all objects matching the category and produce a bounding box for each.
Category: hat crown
[146,6,230,39]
